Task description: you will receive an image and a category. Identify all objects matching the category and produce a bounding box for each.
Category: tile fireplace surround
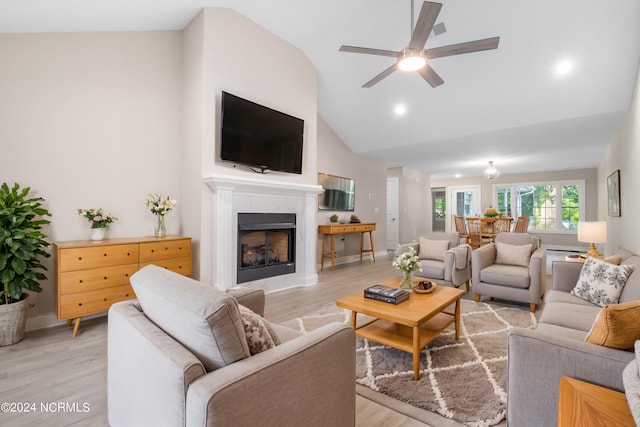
[204,174,323,293]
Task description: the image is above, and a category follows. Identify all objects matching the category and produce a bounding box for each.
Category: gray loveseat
[108,265,356,427]
[507,249,640,427]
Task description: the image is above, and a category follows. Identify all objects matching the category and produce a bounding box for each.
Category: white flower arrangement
[78,208,117,229]
[392,247,422,274]
[145,193,176,216]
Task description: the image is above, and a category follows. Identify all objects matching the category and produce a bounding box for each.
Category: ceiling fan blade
[417,65,444,88]
[425,36,500,59]
[362,64,398,88]
[339,45,400,58]
[408,1,442,51]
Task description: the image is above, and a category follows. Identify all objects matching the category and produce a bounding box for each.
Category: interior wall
[598,62,640,255]
[316,116,387,262]
[182,8,318,284]
[432,168,598,249]
[387,167,432,245]
[0,31,183,329]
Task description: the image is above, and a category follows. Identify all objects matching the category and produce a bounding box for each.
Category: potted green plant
[329,214,339,223]
[0,183,51,346]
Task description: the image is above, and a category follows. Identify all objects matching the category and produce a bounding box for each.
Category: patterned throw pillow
[585,300,640,350]
[238,304,281,355]
[418,238,450,261]
[495,242,532,267]
[571,256,635,306]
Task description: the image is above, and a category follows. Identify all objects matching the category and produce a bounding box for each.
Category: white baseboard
[26,311,107,332]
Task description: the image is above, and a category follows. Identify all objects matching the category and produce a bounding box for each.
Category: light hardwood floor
[0,251,560,427]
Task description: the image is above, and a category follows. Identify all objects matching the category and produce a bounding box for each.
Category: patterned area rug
[282,299,537,427]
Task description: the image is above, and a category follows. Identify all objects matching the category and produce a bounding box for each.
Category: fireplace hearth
[237,213,296,284]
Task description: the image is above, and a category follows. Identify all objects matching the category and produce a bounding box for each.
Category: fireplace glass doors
[237,213,296,284]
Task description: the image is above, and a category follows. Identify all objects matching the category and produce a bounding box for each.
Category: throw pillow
[570,256,635,306]
[238,304,281,355]
[495,242,532,267]
[418,238,450,261]
[603,254,622,265]
[585,300,640,350]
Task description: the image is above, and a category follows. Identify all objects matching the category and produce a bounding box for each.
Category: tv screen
[220,91,304,174]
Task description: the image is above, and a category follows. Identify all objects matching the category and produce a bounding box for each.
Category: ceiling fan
[339,0,500,88]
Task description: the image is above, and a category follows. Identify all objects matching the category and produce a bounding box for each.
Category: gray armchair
[397,232,471,291]
[472,233,546,312]
[108,266,355,427]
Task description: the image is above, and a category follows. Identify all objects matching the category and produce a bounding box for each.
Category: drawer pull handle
[125,293,129,297]
[165,247,168,250]
[127,253,130,256]
[151,249,155,253]
[104,276,108,280]
[125,273,129,277]
[78,257,82,261]
[103,253,107,257]
[103,298,107,302]
[79,280,83,283]
[78,303,82,306]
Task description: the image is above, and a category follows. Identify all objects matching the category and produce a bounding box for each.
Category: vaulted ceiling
[2,0,639,179]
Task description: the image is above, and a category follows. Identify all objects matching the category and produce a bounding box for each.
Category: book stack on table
[364,284,410,305]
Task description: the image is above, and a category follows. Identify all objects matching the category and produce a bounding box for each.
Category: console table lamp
[578,221,607,259]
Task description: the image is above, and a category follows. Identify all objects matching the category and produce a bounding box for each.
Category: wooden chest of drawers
[54,236,191,337]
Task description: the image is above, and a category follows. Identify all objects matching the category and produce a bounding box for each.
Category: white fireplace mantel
[204,174,323,293]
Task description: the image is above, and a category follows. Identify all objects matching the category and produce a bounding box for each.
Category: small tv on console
[220,91,304,174]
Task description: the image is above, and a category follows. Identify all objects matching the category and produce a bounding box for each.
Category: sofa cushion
[130,265,250,372]
[495,242,532,267]
[538,298,601,332]
[418,259,445,280]
[571,256,634,306]
[480,264,530,289]
[536,323,589,341]
[419,238,449,261]
[238,304,281,355]
[619,256,640,303]
[585,301,640,350]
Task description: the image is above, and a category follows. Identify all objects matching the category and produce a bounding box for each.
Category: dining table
[465,217,513,244]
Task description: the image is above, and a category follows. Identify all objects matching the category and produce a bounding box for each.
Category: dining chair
[513,215,530,233]
[453,215,468,244]
[493,217,513,235]
[466,217,489,249]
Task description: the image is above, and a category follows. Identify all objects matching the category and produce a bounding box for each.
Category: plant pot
[91,227,106,241]
[0,293,29,346]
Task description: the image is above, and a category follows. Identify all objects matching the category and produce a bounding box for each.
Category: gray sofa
[396,232,471,290]
[108,265,356,427]
[507,249,640,427]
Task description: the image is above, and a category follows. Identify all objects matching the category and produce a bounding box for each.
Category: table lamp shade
[578,221,607,259]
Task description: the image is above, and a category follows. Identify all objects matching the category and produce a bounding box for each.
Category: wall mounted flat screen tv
[220,91,304,174]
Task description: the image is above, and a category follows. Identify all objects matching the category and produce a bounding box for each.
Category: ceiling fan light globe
[398,53,426,71]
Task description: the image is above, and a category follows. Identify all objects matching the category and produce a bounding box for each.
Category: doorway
[386,177,399,251]
[447,185,481,232]
[431,187,446,232]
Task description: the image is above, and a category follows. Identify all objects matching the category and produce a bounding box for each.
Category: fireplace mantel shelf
[204,174,322,196]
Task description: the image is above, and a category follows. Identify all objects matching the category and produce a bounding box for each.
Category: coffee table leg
[455,297,461,340]
[413,326,420,380]
[350,311,357,329]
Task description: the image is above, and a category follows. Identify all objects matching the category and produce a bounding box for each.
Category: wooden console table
[558,376,634,426]
[318,223,375,271]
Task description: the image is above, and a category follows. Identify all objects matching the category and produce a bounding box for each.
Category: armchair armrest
[551,260,583,292]
[528,247,547,299]
[186,323,355,427]
[507,327,634,427]
[225,287,265,317]
[471,243,496,283]
[396,242,419,256]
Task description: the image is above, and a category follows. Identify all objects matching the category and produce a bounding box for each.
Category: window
[493,180,585,233]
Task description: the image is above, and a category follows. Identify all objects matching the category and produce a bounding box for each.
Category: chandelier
[483,161,501,179]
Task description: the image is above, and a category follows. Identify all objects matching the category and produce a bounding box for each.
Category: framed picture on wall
[607,169,621,217]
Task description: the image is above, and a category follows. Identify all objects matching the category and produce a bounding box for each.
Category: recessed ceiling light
[394,104,407,116]
[455,173,462,178]
[555,59,574,76]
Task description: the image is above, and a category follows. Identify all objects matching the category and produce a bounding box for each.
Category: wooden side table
[318,223,375,271]
[558,376,634,426]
